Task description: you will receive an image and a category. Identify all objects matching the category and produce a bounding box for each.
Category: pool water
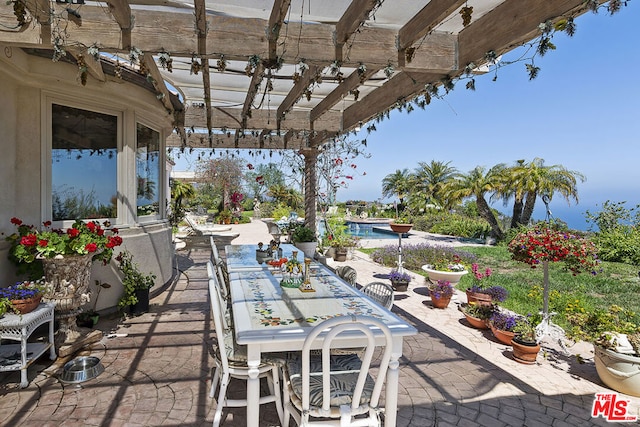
[318,221,398,240]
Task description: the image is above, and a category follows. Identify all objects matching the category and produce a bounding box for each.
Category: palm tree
[446,165,507,240]
[410,160,460,210]
[502,158,585,227]
[169,179,195,226]
[381,169,411,204]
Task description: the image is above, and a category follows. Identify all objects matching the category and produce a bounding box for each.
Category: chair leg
[213,372,230,427]
[210,366,220,398]
[270,366,284,426]
[282,381,291,427]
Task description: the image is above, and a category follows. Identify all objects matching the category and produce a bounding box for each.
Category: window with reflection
[51,104,118,221]
[136,123,160,216]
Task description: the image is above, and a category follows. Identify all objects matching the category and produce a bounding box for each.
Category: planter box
[594,344,640,397]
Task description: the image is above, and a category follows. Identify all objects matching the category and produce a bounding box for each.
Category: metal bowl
[59,356,104,384]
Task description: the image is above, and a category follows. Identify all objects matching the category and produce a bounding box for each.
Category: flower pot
[390,223,413,234]
[462,312,489,329]
[130,288,150,316]
[391,280,410,292]
[429,291,452,309]
[510,338,540,364]
[294,241,318,259]
[466,289,493,306]
[489,323,516,346]
[421,266,468,286]
[333,249,348,262]
[594,344,640,397]
[10,294,42,315]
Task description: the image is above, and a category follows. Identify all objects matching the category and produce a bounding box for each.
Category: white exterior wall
[0,46,177,312]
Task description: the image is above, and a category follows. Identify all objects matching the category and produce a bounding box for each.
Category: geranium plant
[7,217,123,265]
[507,222,600,275]
[428,279,454,298]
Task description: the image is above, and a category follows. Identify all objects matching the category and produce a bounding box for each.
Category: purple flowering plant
[388,269,411,283]
[428,279,454,299]
[489,311,520,332]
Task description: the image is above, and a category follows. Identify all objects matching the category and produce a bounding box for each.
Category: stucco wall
[0,46,177,311]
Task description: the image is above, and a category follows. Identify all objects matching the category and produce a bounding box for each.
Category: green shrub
[593,229,640,265]
[413,211,490,239]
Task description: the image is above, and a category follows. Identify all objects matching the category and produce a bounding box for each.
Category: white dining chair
[360,282,394,309]
[208,273,284,427]
[282,315,393,426]
[210,236,221,264]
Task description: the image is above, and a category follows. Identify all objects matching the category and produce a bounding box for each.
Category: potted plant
[0,280,48,315]
[116,250,156,315]
[77,280,111,328]
[566,305,640,396]
[488,310,521,345]
[389,216,413,234]
[465,263,508,306]
[459,302,494,329]
[421,253,468,286]
[388,269,412,292]
[218,209,232,224]
[291,224,318,259]
[511,314,541,364]
[427,279,454,309]
[327,233,358,262]
[0,296,10,318]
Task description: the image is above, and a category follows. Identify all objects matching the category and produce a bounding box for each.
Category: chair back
[300,316,393,417]
[184,215,200,233]
[360,282,394,309]
[210,236,220,264]
[208,273,231,372]
[335,266,357,287]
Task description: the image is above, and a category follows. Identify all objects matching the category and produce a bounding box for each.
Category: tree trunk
[476,196,503,240]
[510,197,524,228]
[521,191,537,225]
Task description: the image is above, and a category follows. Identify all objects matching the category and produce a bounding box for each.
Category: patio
[1,219,639,426]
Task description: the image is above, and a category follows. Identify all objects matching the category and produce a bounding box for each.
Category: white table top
[227,255,417,348]
[225,243,308,272]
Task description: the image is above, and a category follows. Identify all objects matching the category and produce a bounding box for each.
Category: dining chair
[360,282,394,309]
[208,273,284,427]
[282,315,393,426]
[335,265,358,287]
[210,236,221,264]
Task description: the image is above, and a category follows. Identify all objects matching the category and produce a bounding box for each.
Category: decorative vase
[462,312,489,329]
[391,280,410,292]
[429,291,452,309]
[10,294,42,315]
[466,289,493,306]
[390,223,413,234]
[421,266,468,286]
[294,241,318,259]
[511,338,541,364]
[41,253,95,348]
[593,344,640,397]
[489,323,516,345]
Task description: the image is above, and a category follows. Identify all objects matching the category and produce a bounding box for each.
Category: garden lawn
[359,245,640,329]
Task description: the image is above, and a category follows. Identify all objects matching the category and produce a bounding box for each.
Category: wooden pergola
[0,0,610,227]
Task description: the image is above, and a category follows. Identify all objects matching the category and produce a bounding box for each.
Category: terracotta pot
[429,291,452,309]
[511,338,540,364]
[10,294,42,315]
[466,289,493,306]
[391,280,410,292]
[489,323,516,345]
[421,266,468,286]
[333,249,347,262]
[463,312,489,329]
[594,344,640,397]
[389,223,413,234]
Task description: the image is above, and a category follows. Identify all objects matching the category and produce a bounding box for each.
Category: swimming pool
[318,220,400,240]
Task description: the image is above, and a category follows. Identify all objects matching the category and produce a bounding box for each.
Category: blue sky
[174,4,640,231]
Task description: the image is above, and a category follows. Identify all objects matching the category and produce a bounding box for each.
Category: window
[51,104,118,221]
[136,123,160,217]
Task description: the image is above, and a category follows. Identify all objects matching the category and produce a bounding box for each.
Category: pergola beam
[267,0,291,63]
[141,53,174,113]
[105,0,133,49]
[277,65,319,128]
[194,0,212,143]
[23,0,51,44]
[242,62,266,128]
[334,0,380,61]
[68,47,106,83]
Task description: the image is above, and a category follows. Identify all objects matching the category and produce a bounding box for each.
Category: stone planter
[294,241,318,259]
[333,249,348,262]
[594,344,640,397]
[421,266,468,286]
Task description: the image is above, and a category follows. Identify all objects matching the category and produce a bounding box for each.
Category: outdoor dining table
[225,244,418,427]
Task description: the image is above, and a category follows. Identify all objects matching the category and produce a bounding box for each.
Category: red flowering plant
[507,222,600,275]
[7,217,123,266]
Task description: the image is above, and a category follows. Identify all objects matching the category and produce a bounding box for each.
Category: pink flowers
[472,263,492,281]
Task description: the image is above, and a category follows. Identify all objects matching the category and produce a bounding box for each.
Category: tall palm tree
[446,165,507,240]
[502,158,585,227]
[410,160,460,210]
[381,169,411,204]
[169,179,196,226]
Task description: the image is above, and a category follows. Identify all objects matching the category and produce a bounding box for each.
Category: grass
[358,245,640,329]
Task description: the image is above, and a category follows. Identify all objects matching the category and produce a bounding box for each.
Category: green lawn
[359,245,640,329]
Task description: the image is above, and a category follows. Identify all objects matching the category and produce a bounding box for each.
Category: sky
[173,3,640,231]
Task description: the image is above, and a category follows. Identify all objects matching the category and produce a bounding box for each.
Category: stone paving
[0,219,639,426]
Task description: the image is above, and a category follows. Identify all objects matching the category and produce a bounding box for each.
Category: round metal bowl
[59,356,104,384]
